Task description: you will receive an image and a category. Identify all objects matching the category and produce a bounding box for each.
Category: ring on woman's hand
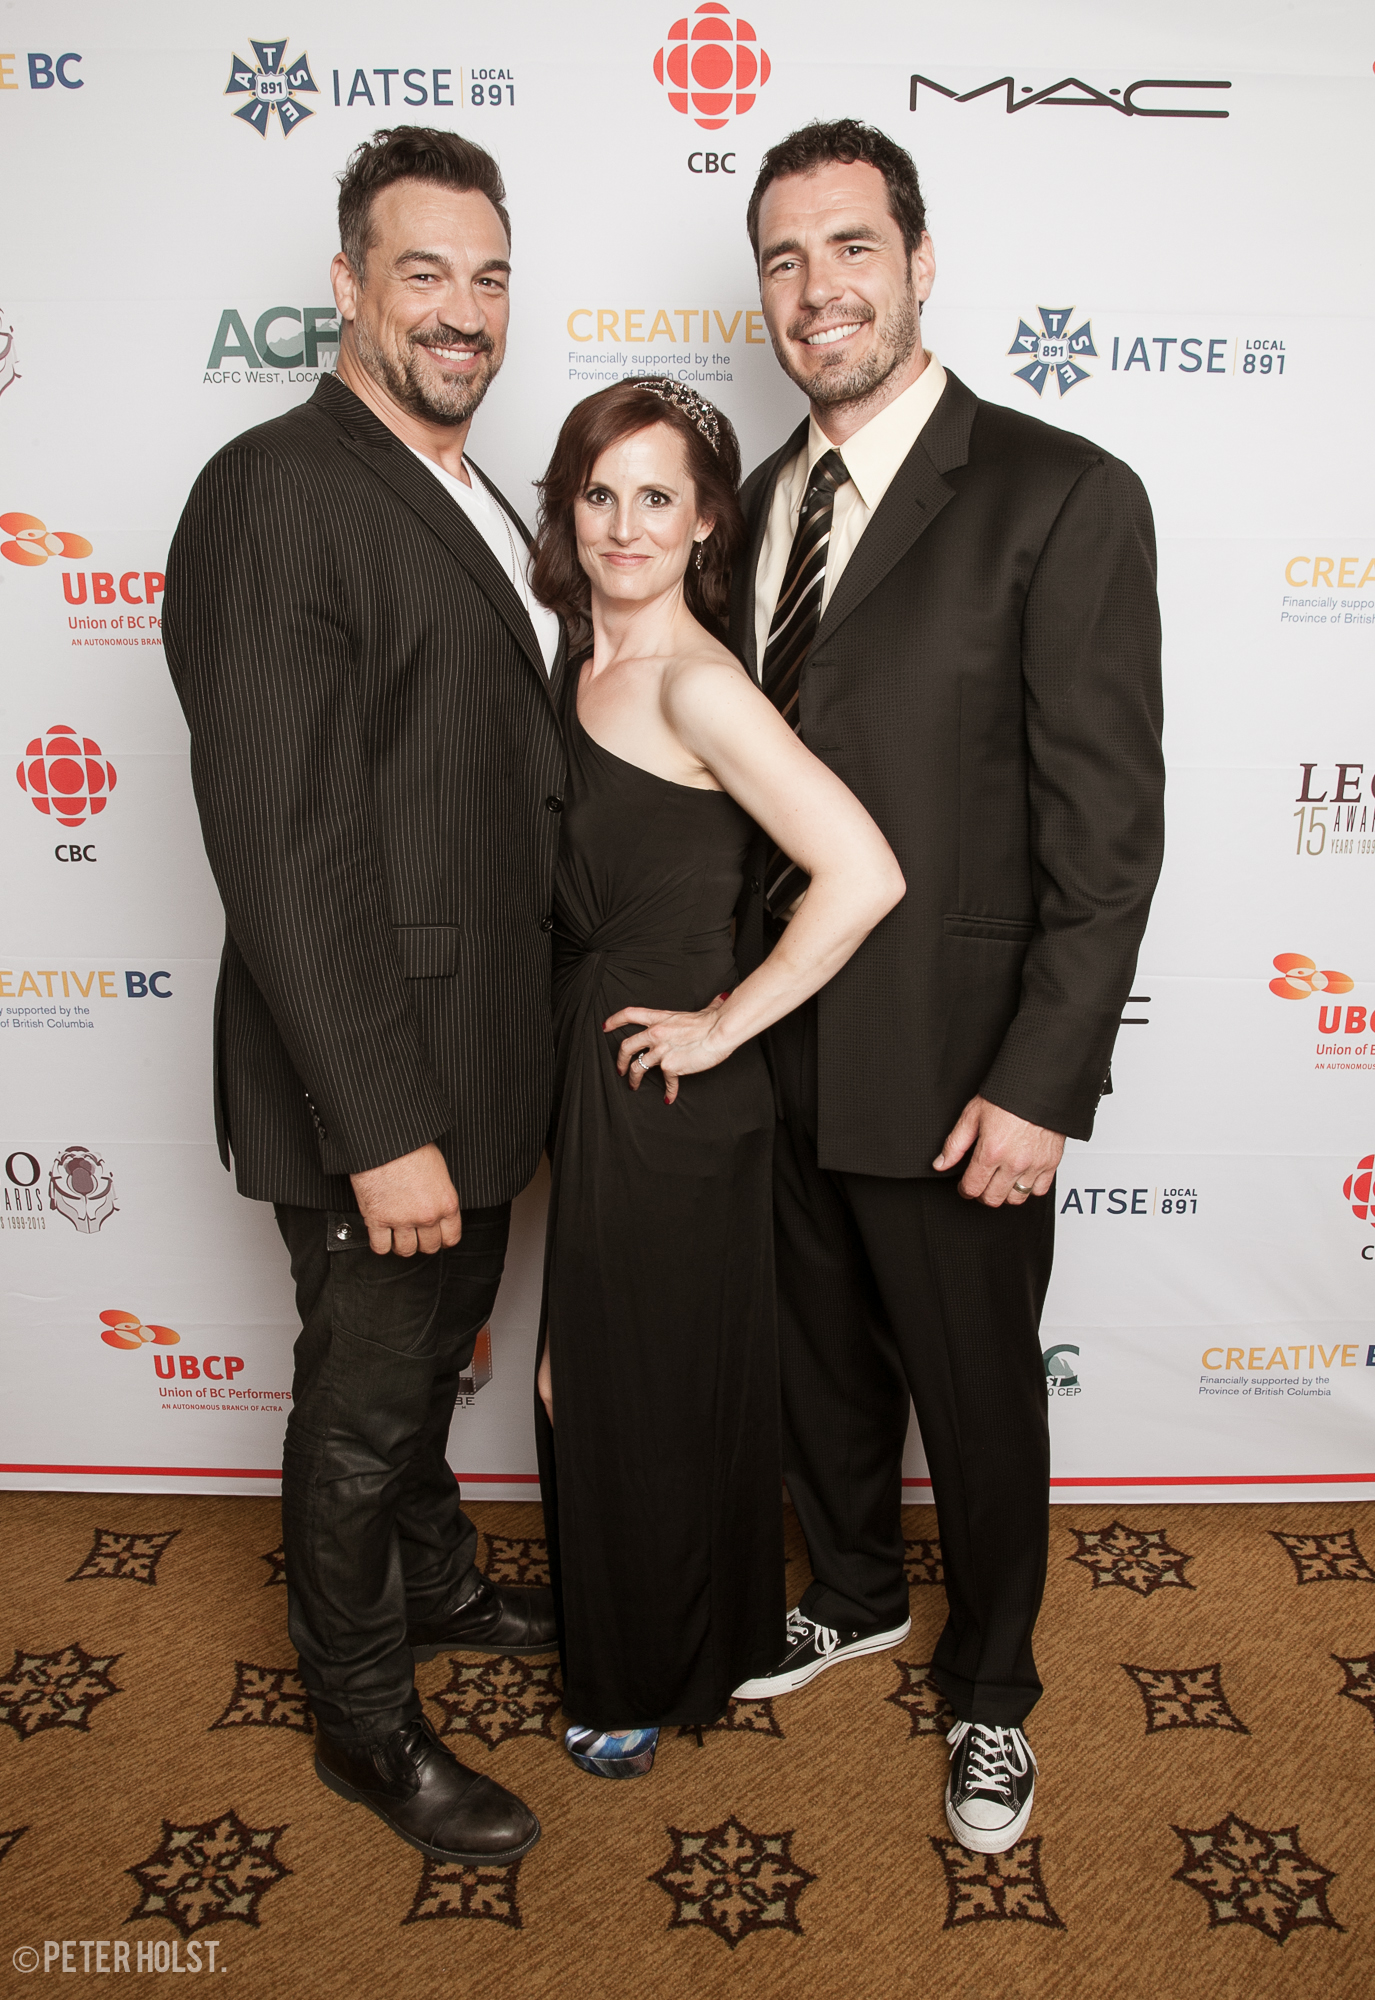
[636,1052,653,1072]
[1012,1179,1033,1194]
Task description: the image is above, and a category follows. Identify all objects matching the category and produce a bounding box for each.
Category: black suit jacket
[164,373,566,1210]
[731,369,1164,1177]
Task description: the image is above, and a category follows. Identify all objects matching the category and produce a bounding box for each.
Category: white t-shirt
[408,447,561,676]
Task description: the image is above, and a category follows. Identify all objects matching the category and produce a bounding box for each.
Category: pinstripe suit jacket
[164,372,566,1211]
[731,371,1164,1175]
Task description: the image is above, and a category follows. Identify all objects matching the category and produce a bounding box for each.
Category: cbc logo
[653,3,771,132]
[16,722,117,831]
[688,149,735,172]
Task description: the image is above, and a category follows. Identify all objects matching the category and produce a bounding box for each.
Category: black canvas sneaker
[944,1721,1038,1853]
[731,1605,911,1699]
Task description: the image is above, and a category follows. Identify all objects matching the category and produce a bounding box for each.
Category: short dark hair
[746,119,927,265]
[337,126,511,277]
[531,380,744,652]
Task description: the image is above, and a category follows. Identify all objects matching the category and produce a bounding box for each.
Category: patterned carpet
[2,1492,1372,1999]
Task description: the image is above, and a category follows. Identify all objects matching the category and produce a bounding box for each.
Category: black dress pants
[770,999,1053,1726]
[275,1201,510,1748]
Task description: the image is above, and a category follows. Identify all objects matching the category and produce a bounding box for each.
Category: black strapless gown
[535,692,785,1729]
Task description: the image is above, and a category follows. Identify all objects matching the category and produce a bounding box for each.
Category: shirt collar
[802,352,948,511]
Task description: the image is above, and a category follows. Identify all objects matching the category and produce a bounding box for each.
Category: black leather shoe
[408,1576,558,1661]
[315,1716,540,1864]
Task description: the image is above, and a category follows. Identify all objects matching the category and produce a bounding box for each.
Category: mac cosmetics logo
[910,74,1231,119]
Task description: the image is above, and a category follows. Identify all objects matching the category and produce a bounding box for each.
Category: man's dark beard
[354,318,500,426]
[773,283,919,411]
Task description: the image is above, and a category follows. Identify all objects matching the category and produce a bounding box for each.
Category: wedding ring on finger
[636,1052,653,1072]
[1012,1179,1033,1194]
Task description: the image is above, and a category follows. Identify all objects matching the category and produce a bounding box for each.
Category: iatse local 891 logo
[4,1145,118,1234]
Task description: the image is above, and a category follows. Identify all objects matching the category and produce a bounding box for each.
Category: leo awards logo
[1008,308,1097,397]
[1,512,92,566]
[15,724,117,829]
[225,37,319,137]
[50,1145,118,1233]
[653,4,770,131]
[0,308,19,403]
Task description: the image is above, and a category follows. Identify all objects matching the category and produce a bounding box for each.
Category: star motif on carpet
[260,1543,287,1588]
[403,1856,524,1930]
[1172,1813,1342,1943]
[1333,1652,1375,1730]
[210,1662,311,1734]
[1067,1521,1194,1595]
[127,1810,291,1937]
[885,1660,955,1738]
[903,1536,944,1585]
[0,1642,122,1740]
[68,1527,180,1586]
[679,1699,784,1740]
[931,1836,1065,1930]
[1122,1662,1248,1735]
[428,1656,562,1748]
[649,1815,816,1950]
[1272,1529,1375,1585]
[0,1827,29,1865]
[481,1536,549,1586]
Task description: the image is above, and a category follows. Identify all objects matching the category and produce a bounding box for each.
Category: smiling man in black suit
[165,128,565,1867]
[729,120,1164,1854]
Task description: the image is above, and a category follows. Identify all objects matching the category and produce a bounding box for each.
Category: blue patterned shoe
[564,1724,659,1779]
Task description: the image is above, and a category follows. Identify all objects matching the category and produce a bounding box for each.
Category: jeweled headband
[635,376,723,455]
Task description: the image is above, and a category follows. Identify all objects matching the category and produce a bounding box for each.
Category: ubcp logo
[653,4,770,131]
[1269,952,1354,1001]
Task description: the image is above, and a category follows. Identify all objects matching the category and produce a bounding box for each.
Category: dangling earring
[694,540,704,572]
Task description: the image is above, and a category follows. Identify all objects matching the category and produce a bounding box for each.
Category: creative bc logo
[50,1146,118,1234]
[1268,953,1354,1001]
[653,4,770,131]
[100,1309,178,1351]
[1343,1155,1374,1228]
[1009,308,1097,397]
[225,38,319,137]
[16,724,117,829]
[1,513,92,566]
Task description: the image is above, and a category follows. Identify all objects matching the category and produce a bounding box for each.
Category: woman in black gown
[529,379,904,1778]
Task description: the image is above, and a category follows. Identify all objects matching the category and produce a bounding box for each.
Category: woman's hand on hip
[604,994,732,1105]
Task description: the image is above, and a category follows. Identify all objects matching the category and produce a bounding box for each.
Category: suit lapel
[812,372,977,650]
[739,419,808,679]
[313,376,555,702]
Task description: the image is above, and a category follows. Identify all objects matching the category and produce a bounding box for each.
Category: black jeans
[275,1201,511,1748]
[769,998,1053,1726]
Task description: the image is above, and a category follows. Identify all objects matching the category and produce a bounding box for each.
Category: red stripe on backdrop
[0,1464,542,1481]
[904,1474,1375,1488]
[2,1467,1369,1488]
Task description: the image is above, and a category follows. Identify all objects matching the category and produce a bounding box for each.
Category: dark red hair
[531,378,744,649]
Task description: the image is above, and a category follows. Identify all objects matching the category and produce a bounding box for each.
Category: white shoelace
[786,1607,840,1658]
[948,1721,1037,1800]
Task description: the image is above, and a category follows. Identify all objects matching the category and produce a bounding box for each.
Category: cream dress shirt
[753,353,948,675]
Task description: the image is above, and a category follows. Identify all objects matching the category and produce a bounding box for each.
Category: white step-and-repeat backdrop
[3,2,1372,1503]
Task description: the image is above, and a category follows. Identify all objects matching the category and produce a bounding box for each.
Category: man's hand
[934,1096,1065,1208]
[350,1142,461,1256]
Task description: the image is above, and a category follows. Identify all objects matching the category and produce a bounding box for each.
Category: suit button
[750,876,761,893]
[540,915,554,931]
[545,795,563,813]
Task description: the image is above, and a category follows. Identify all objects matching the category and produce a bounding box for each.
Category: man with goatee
[165,127,563,1865]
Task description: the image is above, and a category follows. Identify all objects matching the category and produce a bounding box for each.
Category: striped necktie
[760,447,851,919]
